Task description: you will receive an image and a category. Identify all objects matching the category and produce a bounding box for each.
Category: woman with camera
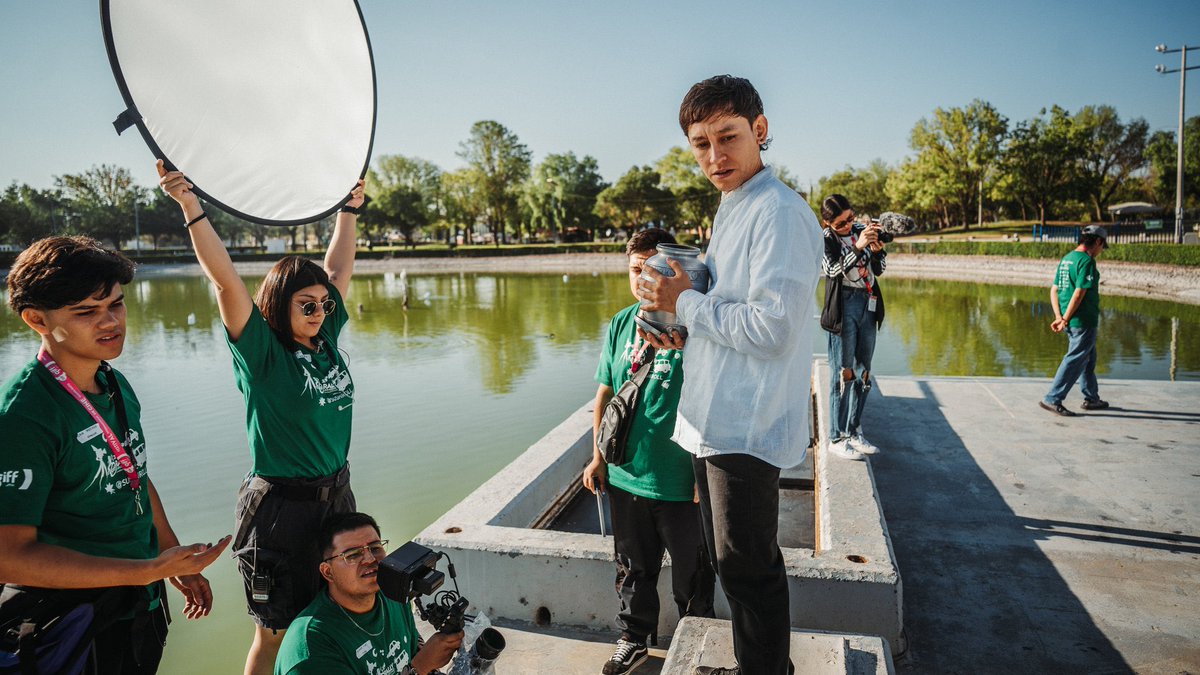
[158,161,364,675]
[820,194,888,461]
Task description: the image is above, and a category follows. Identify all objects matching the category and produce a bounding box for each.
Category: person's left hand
[169,573,215,619]
[1050,318,1067,333]
[345,179,365,210]
[412,631,464,674]
[868,240,885,253]
[638,259,693,316]
[637,326,686,351]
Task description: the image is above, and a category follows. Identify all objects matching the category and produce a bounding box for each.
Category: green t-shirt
[594,303,694,502]
[1053,250,1100,328]
[275,590,422,675]
[227,284,354,479]
[0,359,159,566]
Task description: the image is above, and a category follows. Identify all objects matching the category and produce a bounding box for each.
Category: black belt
[841,286,872,294]
[254,465,350,503]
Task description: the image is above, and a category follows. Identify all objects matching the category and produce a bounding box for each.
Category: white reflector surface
[104,0,375,225]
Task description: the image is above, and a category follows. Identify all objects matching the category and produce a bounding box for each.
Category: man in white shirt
[639,75,822,675]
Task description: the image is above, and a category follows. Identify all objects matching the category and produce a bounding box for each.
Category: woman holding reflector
[158,161,364,675]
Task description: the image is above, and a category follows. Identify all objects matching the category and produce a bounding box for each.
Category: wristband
[185,211,209,228]
[339,205,360,214]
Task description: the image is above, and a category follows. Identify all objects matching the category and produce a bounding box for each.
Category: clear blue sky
[1,0,1198,193]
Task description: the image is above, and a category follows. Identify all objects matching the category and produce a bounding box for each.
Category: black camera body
[377,541,468,634]
[377,541,445,602]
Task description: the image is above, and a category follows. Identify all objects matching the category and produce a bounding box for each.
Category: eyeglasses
[295,299,337,316]
[831,212,856,229]
[323,540,389,565]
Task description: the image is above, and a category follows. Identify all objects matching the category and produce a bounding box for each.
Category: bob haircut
[254,255,331,346]
[7,236,135,313]
[625,228,677,257]
[678,75,771,151]
[820,194,853,226]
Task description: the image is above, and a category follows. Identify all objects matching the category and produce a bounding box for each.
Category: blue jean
[1044,325,1100,405]
[827,289,877,440]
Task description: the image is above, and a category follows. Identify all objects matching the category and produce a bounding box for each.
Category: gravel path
[131,252,1200,306]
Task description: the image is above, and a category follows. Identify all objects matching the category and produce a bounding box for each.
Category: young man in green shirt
[0,236,229,672]
[583,228,715,675]
[1041,225,1110,416]
[274,512,461,675]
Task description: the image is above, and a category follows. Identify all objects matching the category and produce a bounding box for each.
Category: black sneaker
[1039,401,1078,417]
[602,638,648,675]
[694,667,740,675]
[1080,399,1110,410]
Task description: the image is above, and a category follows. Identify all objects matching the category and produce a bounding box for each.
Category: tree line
[1,103,1196,250]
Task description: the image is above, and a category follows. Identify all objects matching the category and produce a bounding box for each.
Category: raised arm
[158,160,254,340]
[324,180,365,299]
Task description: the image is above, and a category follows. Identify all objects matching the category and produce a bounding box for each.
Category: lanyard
[37,351,143,513]
[847,233,875,297]
[628,338,654,375]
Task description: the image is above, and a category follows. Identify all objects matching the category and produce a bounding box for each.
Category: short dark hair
[6,236,135,313]
[253,256,331,346]
[319,512,381,559]
[1080,233,1103,248]
[626,228,677,256]
[678,75,770,151]
[820,194,853,226]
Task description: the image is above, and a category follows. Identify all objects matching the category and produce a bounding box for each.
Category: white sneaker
[848,433,880,455]
[828,439,865,461]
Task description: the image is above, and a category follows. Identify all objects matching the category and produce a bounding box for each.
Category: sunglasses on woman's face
[295,299,336,316]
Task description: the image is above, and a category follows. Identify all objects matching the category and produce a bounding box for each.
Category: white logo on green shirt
[0,469,33,490]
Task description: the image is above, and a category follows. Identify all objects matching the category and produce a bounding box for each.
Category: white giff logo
[0,469,33,490]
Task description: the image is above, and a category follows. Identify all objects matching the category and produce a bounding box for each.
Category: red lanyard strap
[38,352,142,504]
[846,234,875,296]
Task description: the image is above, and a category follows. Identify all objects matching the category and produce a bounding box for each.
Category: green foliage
[1073,105,1149,221]
[593,165,676,237]
[994,106,1086,226]
[888,240,1200,266]
[908,99,1008,228]
[457,120,532,245]
[1146,115,1200,210]
[523,152,607,239]
[654,146,717,239]
[365,154,443,245]
[0,183,61,245]
[54,165,145,247]
[812,159,892,218]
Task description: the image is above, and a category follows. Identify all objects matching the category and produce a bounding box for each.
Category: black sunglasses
[295,299,336,316]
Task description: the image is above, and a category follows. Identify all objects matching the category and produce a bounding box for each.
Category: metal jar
[636,243,709,337]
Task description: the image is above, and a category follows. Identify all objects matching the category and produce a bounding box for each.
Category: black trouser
[693,454,794,675]
[608,484,715,645]
[90,609,167,674]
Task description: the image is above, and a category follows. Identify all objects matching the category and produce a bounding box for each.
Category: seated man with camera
[274,512,462,675]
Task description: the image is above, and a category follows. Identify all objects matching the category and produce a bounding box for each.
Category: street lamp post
[1155,42,1200,244]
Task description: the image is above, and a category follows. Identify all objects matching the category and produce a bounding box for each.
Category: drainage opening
[444,526,462,534]
[534,606,551,626]
[846,554,869,564]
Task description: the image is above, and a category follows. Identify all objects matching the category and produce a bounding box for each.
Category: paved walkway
[862,376,1200,674]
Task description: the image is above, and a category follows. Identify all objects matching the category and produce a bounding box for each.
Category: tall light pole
[1155,42,1200,244]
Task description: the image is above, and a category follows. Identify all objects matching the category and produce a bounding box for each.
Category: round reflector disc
[102,0,376,225]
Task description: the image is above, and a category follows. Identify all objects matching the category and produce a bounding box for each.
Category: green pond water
[1,271,1196,673]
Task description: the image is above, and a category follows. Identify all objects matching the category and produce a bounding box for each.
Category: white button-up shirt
[672,166,822,468]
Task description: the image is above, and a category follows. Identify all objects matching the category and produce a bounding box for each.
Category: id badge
[867,296,878,312]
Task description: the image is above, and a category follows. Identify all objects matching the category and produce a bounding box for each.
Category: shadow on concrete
[1018,517,1200,555]
[1080,407,1200,423]
[866,379,1133,674]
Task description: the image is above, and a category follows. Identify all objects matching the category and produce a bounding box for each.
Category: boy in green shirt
[1041,225,1109,416]
[274,513,461,675]
[583,229,715,675]
[0,236,229,673]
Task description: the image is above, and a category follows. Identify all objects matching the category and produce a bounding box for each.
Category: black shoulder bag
[820,274,844,334]
[596,344,656,466]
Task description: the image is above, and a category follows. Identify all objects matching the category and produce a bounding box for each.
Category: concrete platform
[662,617,893,675]
[860,375,1200,674]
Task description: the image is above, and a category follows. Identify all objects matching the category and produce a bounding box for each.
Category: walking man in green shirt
[1041,225,1110,416]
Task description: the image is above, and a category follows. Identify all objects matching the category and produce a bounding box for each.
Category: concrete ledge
[417,359,902,651]
[661,617,894,674]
